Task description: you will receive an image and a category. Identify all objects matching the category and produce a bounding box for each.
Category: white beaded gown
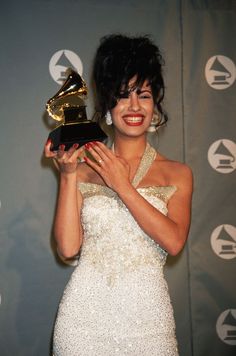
[53,144,179,356]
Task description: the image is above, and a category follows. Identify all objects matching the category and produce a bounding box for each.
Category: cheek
[111,103,124,118]
[145,105,154,126]
[146,103,154,117]
[143,97,154,110]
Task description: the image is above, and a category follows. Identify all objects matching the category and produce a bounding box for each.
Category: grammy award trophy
[46,69,107,151]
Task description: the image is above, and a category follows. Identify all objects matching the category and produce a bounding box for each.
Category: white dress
[53,144,179,356]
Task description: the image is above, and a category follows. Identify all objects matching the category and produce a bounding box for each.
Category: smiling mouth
[123,116,144,125]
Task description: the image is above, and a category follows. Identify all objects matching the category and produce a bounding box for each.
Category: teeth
[125,117,143,122]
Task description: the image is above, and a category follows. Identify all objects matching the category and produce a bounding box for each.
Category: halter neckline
[131,143,157,188]
[112,142,157,188]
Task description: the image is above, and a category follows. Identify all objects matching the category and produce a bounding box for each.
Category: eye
[139,93,152,99]
[139,91,152,99]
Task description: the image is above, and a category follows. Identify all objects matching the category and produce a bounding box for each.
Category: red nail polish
[84,156,88,162]
[73,143,79,149]
[85,143,91,149]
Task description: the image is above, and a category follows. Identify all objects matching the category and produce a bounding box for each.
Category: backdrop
[0,1,235,355]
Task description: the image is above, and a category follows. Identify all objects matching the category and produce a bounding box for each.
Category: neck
[113,135,147,160]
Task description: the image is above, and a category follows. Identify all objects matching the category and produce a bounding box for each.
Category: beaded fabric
[130,143,157,188]
[53,144,179,356]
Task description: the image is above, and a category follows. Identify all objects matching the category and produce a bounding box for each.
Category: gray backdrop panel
[0,1,235,355]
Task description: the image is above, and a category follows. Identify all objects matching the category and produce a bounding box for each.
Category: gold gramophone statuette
[46,69,107,151]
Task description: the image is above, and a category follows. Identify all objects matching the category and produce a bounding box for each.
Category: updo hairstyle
[93,34,167,127]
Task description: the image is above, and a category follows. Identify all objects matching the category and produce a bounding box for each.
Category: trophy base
[48,122,107,151]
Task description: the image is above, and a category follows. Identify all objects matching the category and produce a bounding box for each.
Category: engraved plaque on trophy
[46,69,107,151]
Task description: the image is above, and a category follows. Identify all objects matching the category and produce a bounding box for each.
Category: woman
[45,34,193,355]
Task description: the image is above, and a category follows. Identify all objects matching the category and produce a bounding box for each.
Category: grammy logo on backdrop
[210,57,232,86]
[207,139,236,173]
[46,69,107,151]
[217,227,236,256]
[216,309,236,345]
[214,141,235,170]
[210,224,236,260]
[205,55,235,90]
[222,311,236,341]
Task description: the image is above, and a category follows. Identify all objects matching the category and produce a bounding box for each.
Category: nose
[128,92,141,112]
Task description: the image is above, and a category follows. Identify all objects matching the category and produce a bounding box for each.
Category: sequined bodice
[78,144,177,286]
[79,183,176,286]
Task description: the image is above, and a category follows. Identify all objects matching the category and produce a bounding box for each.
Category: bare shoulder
[169,160,193,184]
[155,153,193,188]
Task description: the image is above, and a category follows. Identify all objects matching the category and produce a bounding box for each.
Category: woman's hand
[44,139,84,175]
[84,141,131,192]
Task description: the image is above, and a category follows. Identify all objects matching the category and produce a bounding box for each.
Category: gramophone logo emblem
[211,225,236,260]
[49,49,83,84]
[205,55,235,90]
[208,139,236,173]
[216,309,236,345]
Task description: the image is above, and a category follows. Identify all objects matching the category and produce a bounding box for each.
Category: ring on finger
[98,158,103,164]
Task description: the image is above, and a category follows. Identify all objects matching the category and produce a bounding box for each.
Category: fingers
[84,144,106,165]
[83,142,108,173]
[44,139,57,158]
[84,155,102,173]
[57,144,66,159]
[57,144,85,161]
[44,140,84,163]
[69,145,85,161]
[84,141,114,164]
[93,141,114,159]
[83,142,130,190]
[44,139,86,174]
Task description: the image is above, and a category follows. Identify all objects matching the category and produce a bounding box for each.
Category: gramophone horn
[46,69,88,121]
[48,69,88,102]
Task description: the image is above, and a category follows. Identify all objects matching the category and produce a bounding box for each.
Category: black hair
[93,34,167,126]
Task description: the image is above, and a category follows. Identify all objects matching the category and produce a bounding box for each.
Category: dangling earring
[105,111,112,125]
[147,110,161,132]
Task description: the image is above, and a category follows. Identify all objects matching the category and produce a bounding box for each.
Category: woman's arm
[54,172,83,259]
[84,142,193,256]
[44,140,85,259]
[116,166,193,256]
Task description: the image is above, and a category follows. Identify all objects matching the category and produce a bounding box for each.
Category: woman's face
[111,78,154,138]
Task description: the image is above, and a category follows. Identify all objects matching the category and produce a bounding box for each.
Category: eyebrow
[136,88,152,94]
[120,87,152,95]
